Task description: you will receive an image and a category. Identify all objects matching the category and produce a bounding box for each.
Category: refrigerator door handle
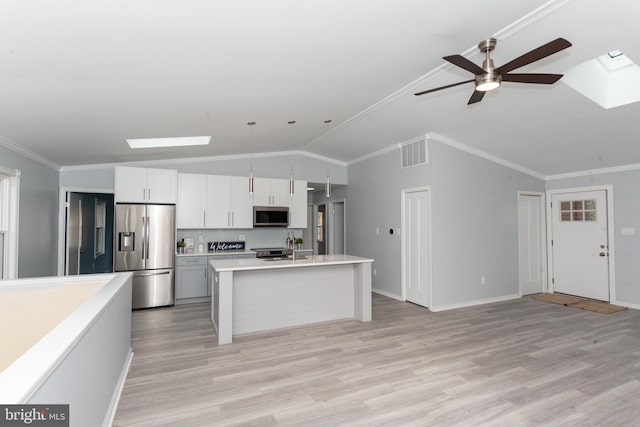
[146,216,150,259]
[135,271,171,277]
[141,216,146,260]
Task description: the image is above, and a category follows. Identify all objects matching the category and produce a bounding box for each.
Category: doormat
[531,293,627,314]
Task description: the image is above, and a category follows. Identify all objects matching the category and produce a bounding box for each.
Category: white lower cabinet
[176,256,208,300]
[207,253,256,296]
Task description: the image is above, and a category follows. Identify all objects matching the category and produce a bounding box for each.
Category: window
[95,198,106,257]
[316,211,324,242]
[560,199,596,222]
[0,168,20,280]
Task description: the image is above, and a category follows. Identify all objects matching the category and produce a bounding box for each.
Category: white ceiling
[1,0,639,176]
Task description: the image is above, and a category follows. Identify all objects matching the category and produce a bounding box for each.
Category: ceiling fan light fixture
[475,74,502,92]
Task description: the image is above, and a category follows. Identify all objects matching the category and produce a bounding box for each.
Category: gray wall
[347,147,430,296]
[59,153,347,191]
[430,140,544,307]
[346,139,545,309]
[546,171,640,306]
[0,145,59,278]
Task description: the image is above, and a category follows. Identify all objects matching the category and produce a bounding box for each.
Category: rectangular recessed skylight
[127,136,211,149]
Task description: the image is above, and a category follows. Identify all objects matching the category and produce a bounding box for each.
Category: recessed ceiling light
[306,187,315,191]
[608,50,623,59]
[127,136,211,149]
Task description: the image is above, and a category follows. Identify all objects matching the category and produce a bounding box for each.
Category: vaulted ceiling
[1,0,639,176]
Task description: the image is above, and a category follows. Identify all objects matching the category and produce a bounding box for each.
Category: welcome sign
[208,241,246,252]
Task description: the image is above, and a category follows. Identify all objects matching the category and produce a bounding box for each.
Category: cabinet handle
[231,211,234,226]
[148,188,151,200]
[203,211,206,227]
[142,188,146,200]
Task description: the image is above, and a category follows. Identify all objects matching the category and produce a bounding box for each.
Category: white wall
[546,170,640,307]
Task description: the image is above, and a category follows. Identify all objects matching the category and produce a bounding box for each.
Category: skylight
[127,136,211,149]
[563,51,640,109]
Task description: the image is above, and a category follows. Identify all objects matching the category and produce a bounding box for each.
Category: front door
[403,188,431,308]
[551,190,609,301]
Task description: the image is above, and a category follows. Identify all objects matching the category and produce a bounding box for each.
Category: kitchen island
[209,254,373,345]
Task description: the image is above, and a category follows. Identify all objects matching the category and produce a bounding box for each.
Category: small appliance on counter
[114,203,175,309]
[251,247,293,259]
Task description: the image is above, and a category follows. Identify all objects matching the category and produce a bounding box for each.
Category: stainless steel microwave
[253,206,289,227]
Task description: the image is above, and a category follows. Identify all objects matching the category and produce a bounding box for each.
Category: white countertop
[209,254,373,272]
[176,250,254,257]
[177,249,313,257]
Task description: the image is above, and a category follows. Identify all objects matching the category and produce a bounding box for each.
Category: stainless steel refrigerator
[114,204,175,309]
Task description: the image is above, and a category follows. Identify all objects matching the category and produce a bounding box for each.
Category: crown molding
[545,162,640,181]
[427,132,546,180]
[59,150,348,172]
[0,136,61,171]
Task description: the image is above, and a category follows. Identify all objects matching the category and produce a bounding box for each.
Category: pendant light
[324,119,332,198]
[287,120,296,196]
[247,121,256,195]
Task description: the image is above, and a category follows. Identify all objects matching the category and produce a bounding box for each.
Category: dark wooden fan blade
[502,73,564,84]
[443,55,486,75]
[468,90,485,105]
[414,79,474,96]
[496,38,572,74]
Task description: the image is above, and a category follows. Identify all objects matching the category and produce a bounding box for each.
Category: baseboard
[176,296,211,305]
[103,348,133,427]
[372,288,404,301]
[430,294,521,312]
[614,300,640,310]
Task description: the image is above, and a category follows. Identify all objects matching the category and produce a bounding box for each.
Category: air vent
[401,139,426,168]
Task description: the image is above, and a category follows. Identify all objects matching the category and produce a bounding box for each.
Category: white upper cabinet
[175,173,304,229]
[177,173,207,228]
[229,176,253,228]
[115,166,177,204]
[253,178,289,206]
[205,175,252,229]
[205,175,232,228]
[288,180,308,229]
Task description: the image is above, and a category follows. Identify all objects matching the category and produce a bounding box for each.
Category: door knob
[599,252,606,257]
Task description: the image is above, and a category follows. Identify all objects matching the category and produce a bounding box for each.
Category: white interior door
[518,193,545,295]
[551,190,609,301]
[403,188,431,308]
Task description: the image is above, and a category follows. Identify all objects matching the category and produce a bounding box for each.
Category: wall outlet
[373,268,377,276]
[198,235,203,242]
[480,276,486,285]
[375,227,380,235]
[239,234,246,241]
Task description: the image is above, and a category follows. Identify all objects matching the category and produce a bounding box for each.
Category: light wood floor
[113,294,640,426]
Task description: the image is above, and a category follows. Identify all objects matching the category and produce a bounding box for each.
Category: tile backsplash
[177,228,306,251]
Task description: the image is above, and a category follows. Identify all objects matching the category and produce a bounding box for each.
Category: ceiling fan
[414,37,572,104]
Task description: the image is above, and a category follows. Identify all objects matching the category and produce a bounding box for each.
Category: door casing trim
[545,185,616,303]
[401,185,432,308]
[517,191,548,295]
